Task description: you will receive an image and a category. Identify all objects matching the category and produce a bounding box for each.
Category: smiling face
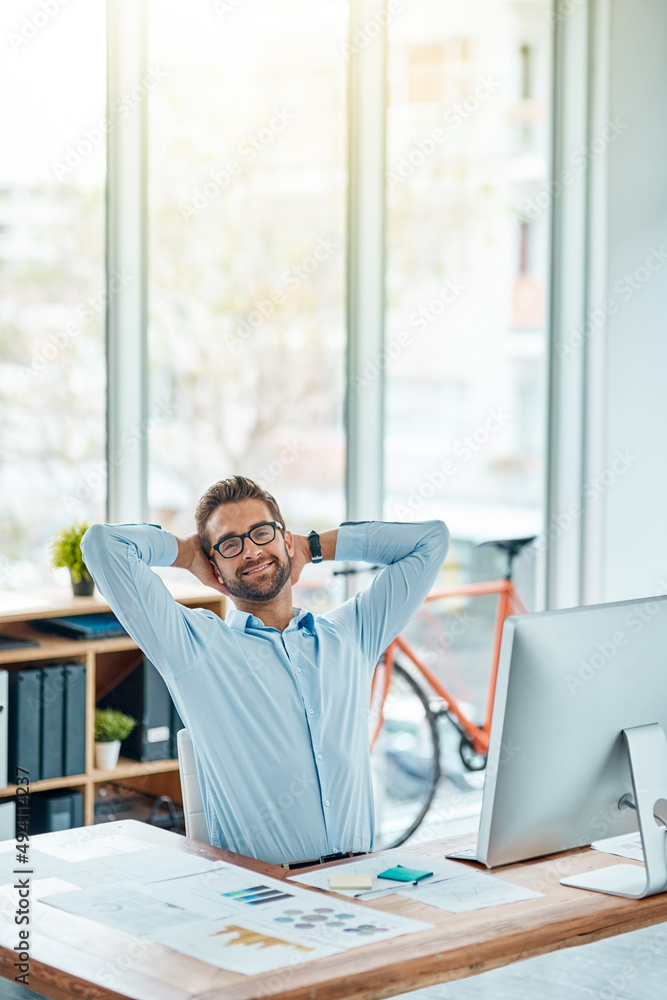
[206,498,294,604]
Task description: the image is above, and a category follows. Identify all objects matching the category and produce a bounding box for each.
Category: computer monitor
[475,593,667,898]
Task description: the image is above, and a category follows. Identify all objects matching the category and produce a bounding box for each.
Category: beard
[222,549,292,603]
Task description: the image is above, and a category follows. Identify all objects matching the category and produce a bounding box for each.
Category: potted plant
[50,522,94,596]
[94,707,137,770]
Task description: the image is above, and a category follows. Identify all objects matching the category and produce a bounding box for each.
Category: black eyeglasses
[209,521,283,560]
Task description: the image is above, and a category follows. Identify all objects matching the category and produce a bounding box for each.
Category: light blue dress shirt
[82,519,449,864]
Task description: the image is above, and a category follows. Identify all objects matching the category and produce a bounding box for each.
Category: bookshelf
[0,583,225,825]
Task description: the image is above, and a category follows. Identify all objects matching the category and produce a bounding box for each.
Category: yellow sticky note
[329,872,373,890]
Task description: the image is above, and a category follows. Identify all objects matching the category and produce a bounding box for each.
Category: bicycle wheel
[370,657,440,850]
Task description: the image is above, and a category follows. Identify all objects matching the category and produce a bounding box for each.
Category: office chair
[176,728,211,844]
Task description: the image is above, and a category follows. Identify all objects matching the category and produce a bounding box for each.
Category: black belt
[281,850,370,871]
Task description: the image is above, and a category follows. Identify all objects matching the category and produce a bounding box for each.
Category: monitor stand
[561,723,667,898]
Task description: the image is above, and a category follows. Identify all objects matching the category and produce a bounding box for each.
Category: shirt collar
[226,607,315,634]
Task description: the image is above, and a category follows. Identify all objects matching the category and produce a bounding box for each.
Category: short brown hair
[195,475,285,553]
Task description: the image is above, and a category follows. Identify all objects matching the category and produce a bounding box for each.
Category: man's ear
[209,557,225,587]
[284,528,295,557]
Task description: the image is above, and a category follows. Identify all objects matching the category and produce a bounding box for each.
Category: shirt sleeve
[81,522,219,676]
[325,520,450,666]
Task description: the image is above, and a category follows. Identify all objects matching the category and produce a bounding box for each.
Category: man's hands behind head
[290,534,312,586]
[173,534,230,596]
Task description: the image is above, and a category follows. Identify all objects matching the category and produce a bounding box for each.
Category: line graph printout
[401,870,542,913]
[42,883,221,937]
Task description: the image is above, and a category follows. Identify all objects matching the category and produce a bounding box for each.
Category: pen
[355,875,453,898]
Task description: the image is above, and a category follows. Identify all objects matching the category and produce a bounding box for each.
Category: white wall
[547,0,667,608]
[603,0,667,601]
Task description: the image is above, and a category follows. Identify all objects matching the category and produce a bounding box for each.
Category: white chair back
[177,728,210,844]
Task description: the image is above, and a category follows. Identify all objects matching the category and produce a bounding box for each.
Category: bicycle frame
[370,578,528,757]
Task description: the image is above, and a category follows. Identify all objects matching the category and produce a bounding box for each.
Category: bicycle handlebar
[332,537,535,580]
[332,565,382,577]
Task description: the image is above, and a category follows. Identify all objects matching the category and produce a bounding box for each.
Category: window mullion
[345,0,387,524]
[106,0,148,523]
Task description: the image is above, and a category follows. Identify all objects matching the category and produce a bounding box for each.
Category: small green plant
[50,522,92,584]
[94,707,137,743]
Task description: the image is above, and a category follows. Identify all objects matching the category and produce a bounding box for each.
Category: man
[82,476,449,866]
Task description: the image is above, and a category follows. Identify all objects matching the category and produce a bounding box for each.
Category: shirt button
[317,753,323,760]
[308,708,314,714]
[296,667,302,673]
[325,800,330,806]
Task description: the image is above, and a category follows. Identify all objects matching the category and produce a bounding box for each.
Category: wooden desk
[0,821,665,1000]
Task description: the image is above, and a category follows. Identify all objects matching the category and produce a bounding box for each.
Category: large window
[385,0,549,543]
[383,0,550,727]
[0,0,107,589]
[147,0,347,550]
[2,1,551,614]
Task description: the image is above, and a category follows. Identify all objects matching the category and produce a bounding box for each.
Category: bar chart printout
[222,885,295,906]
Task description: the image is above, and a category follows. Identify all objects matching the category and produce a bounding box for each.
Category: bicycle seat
[479,537,536,559]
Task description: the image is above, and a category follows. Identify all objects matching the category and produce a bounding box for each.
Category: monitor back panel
[477,594,667,867]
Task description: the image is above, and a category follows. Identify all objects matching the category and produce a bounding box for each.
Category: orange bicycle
[337,536,534,849]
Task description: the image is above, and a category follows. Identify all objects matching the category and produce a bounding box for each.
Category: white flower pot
[95,740,121,770]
